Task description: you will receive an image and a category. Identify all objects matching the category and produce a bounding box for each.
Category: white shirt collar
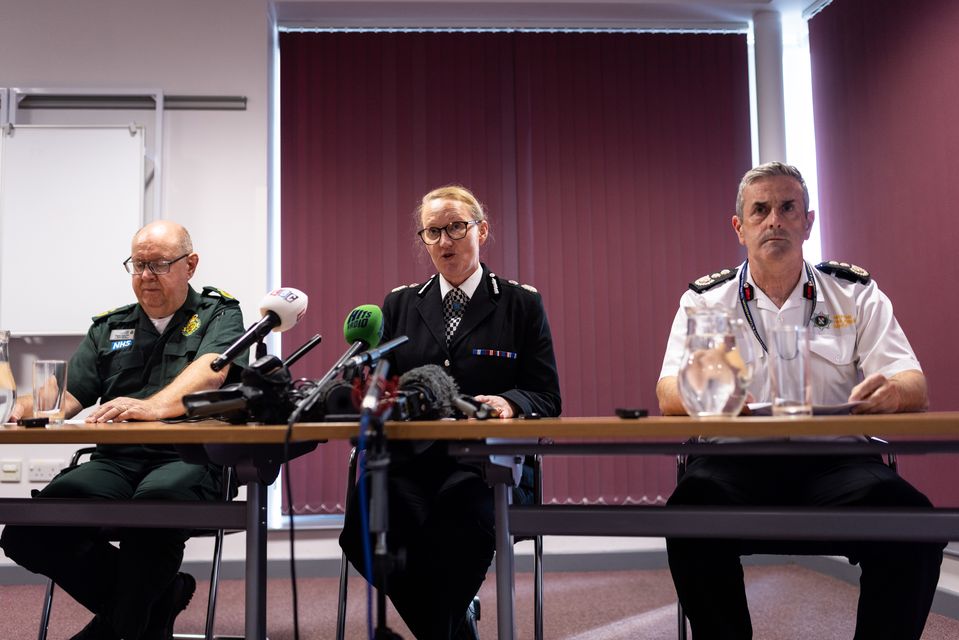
[745,261,808,312]
[438,266,483,300]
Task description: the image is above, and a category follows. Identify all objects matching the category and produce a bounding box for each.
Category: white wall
[1,0,270,326]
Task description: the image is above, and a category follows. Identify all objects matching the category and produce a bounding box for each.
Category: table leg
[494,481,516,640]
[246,481,268,639]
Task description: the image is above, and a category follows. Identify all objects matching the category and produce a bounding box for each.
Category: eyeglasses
[417,220,480,245]
[123,253,189,275]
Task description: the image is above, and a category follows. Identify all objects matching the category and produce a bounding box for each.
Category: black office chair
[674,437,897,640]
[335,447,546,640]
[37,447,241,640]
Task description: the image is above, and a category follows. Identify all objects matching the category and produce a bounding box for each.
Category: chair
[335,447,546,640]
[674,438,897,640]
[37,447,239,640]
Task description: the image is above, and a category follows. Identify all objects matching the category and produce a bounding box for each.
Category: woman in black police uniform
[340,185,561,639]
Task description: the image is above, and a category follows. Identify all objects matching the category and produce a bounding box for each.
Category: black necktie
[444,288,468,345]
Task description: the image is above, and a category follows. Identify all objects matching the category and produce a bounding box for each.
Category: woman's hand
[473,395,517,419]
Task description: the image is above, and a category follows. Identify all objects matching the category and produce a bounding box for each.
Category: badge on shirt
[832,314,856,329]
[181,313,201,336]
[110,329,135,341]
[813,312,831,330]
[111,339,133,351]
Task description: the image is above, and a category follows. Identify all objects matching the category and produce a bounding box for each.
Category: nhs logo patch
[111,340,133,351]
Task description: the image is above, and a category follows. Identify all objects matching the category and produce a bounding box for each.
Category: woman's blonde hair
[415,185,487,226]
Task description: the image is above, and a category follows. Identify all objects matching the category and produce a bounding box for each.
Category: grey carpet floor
[3,564,959,639]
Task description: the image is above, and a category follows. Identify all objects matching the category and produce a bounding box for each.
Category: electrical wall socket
[28,459,65,483]
[0,459,22,483]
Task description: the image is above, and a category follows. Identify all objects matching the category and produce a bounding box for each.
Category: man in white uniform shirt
[656,162,942,640]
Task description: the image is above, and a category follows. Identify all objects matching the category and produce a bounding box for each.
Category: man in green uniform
[1,221,246,640]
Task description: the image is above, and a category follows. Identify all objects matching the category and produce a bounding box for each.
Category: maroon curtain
[810,0,959,505]
[280,31,751,514]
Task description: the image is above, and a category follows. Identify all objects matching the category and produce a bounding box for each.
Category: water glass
[33,360,68,425]
[768,325,812,417]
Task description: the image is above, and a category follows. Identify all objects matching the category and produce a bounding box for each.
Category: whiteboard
[0,125,144,334]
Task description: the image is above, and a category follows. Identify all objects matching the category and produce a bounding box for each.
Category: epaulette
[816,260,870,284]
[504,277,539,294]
[91,302,136,323]
[416,275,437,298]
[201,286,237,300]
[391,282,419,293]
[689,267,738,294]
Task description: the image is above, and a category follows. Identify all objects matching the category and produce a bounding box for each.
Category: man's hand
[84,354,228,423]
[850,370,928,414]
[473,395,516,419]
[85,397,161,423]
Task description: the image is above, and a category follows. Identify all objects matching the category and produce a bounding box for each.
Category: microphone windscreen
[343,304,384,348]
[259,288,308,332]
[397,364,459,419]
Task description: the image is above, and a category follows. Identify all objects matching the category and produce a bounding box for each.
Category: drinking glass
[768,325,813,417]
[33,360,68,425]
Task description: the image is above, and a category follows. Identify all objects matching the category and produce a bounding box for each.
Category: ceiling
[273,0,828,31]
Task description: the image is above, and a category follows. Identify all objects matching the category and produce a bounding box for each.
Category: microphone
[361,358,391,414]
[453,394,495,420]
[388,364,459,420]
[345,335,410,370]
[331,304,385,373]
[210,287,308,372]
[283,333,322,369]
[290,304,383,421]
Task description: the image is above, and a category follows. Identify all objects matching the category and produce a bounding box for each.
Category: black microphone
[388,364,459,420]
[210,287,308,372]
[283,333,322,369]
[345,336,410,370]
[453,394,495,420]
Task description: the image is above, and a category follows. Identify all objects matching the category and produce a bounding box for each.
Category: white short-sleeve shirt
[659,261,922,406]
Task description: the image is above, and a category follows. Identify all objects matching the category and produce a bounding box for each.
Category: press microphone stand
[360,359,404,640]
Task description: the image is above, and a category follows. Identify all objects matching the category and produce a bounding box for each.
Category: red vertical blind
[809,0,959,505]
[280,30,751,514]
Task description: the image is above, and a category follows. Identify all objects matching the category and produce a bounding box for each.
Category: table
[4,413,959,640]
[438,413,959,640]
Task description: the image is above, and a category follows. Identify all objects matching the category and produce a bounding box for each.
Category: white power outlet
[0,459,22,483]
[28,459,65,483]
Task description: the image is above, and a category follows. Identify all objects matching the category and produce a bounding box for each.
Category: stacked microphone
[184,287,311,423]
[184,292,493,423]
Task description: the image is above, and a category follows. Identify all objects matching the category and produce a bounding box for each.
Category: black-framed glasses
[123,253,189,275]
[417,220,480,245]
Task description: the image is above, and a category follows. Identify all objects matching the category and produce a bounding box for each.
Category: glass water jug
[0,331,16,424]
[677,307,754,417]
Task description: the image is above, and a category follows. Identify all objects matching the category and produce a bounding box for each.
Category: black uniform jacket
[382,263,561,418]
